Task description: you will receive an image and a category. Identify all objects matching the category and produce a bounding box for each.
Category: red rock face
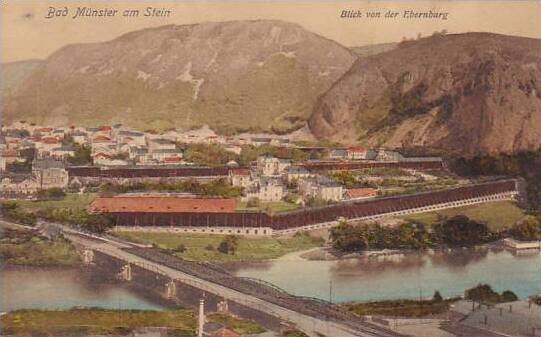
[309,33,541,157]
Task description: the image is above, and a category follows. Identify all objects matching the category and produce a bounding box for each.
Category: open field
[113,231,324,262]
[401,201,525,231]
[0,308,196,336]
[0,308,266,337]
[16,193,96,213]
[344,298,459,318]
[206,313,265,335]
[236,200,301,213]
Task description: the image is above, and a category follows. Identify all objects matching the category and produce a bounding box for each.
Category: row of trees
[330,215,541,253]
[99,178,242,198]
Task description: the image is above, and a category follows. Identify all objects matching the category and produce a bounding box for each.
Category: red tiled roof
[230,168,250,176]
[93,135,111,142]
[93,152,112,159]
[99,125,112,131]
[42,137,59,144]
[164,157,182,162]
[346,188,377,198]
[347,146,366,152]
[36,127,53,132]
[90,196,236,213]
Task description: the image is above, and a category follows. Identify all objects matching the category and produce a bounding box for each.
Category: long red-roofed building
[90,195,236,213]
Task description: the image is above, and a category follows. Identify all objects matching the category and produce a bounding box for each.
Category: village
[0,121,450,210]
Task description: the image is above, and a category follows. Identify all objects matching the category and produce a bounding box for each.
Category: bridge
[64,229,405,337]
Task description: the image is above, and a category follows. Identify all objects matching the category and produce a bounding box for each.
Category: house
[256,155,291,176]
[118,130,146,146]
[32,158,69,189]
[229,168,252,188]
[375,149,404,162]
[149,148,183,162]
[71,131,88,144]
[346,188,378,200]
[0,174,40,199]
[50,145,75,159]
[148,138,176,152]
[93,152,129,166]
[243,177,285,202]
[36,137,61,153]
[285,165,313,183]
[329,148,347,160]
[298,175,344,202]
[1,149,24,166]
[346,146,368,160]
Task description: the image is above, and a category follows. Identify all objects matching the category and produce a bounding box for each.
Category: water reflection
[232,247,541,303]
[0,267,163,312]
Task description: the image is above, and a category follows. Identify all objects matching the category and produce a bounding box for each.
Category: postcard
[1,1,540,336]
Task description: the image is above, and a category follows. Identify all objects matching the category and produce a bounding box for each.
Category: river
[1,247,539,311]
[231,247,541,303]
[0,267,163,312]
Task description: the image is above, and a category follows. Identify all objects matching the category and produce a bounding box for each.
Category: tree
[68,144,92,166]
[432,291,443,302]
[246,197,260,208]
[217,235,239,255]
[432,215,493,246]
[511,216,540,241]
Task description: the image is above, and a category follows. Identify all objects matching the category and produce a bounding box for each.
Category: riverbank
[0,227,80,267]
[0,308,266,336]
[113,231,324,262]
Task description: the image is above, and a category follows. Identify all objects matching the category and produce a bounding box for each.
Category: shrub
[511,216,540,241]
[246,197,260,208]
[174,244,187,253]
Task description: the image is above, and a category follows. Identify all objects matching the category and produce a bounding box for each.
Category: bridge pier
[166,279,177,299]
[217,299,229,314]
[82,249,94,265]
[119,263,132,281]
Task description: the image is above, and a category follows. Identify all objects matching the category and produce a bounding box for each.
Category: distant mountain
[309,33,541,156]
[350,42,397,57]
[1,59,43,97]
[2,20,356,133]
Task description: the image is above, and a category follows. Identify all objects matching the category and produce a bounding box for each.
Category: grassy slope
[401,201,525,231]
[16,193,96,213]
[114,232,323,262]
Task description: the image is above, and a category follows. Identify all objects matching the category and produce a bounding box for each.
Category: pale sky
[2,0,540,63]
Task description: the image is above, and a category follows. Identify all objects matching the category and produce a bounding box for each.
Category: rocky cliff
[309,33,541,156]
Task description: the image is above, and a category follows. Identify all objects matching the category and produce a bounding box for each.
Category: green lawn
[0,309,196,336]
[113,231,324,262]
[236,200,300,213]
[345,298,458,318]
[207,313,265,335]
[402,201,526,231]
[0,308,266,336]
[17,193,96,213]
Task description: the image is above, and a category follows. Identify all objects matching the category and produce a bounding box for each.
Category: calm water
[0,267,163,312]
[232,247,541,303]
